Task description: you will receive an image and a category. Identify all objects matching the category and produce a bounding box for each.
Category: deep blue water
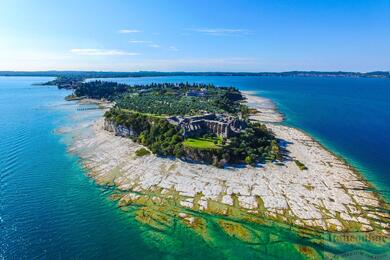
[98,76,390,197]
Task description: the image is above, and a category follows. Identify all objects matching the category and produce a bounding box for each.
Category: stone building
[167,113,247,138]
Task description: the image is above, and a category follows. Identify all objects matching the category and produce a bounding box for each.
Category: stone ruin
[167,113,247,138]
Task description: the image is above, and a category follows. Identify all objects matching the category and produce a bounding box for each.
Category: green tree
[245,155,254,165]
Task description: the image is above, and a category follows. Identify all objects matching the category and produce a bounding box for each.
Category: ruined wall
[175,114,248,138]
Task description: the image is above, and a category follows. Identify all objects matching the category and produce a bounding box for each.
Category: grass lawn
[183,137,222,149]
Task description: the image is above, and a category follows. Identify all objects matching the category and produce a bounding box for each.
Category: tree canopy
[75,80,280,167]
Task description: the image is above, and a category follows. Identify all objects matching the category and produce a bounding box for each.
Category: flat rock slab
[69,118,389,234]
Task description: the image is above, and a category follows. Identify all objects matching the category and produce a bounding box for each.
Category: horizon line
[0,70,389,74]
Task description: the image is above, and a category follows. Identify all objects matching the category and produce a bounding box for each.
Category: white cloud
[169,46,179,51]
[189,28,251,36]
[129,41,166,49]
[70,48,140,56]
[129,40,152,44]
[148,44,160,48]
[118,29,140,34]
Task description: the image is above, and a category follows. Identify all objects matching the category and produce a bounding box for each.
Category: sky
[0,0,389,72]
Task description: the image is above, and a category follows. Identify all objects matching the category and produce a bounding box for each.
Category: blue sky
[0,0,389,72]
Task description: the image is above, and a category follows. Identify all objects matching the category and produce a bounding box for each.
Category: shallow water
[0,77,161,259]
[1,76,389,259]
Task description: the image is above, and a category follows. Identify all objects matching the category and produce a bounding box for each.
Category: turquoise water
[1,76,290,259]
[0,77,186,259]
[1,76,389,259]
[97,76,390,198]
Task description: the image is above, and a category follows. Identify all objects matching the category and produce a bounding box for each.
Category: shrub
[135,147,151,157]
[294,160,308,170]
[245,155,254,165]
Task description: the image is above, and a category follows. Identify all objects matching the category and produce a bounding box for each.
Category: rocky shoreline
[242,91,284,123]
[67,93,389,236]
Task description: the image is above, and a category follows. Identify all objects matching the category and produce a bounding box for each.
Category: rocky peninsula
[66,88,388,237]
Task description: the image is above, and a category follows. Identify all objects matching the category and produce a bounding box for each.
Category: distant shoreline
[1,70,389,79]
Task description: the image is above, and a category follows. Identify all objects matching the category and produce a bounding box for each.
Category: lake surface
[0,77,175,259]
[98,76,390,198]
[1,76,389,259]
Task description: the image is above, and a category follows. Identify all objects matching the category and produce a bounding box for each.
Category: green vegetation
[183,137,222,149]
[42,76,84,89]
[75,81,244,115]
[75,81,129,100]
[226,123,281,163]
[294,160,308,170]
[135,147,151,157]
[303,183,314,191]
[74,80,281,167]
[64,94,83,101]
[105,109,185,158]
[106,108,280,166]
